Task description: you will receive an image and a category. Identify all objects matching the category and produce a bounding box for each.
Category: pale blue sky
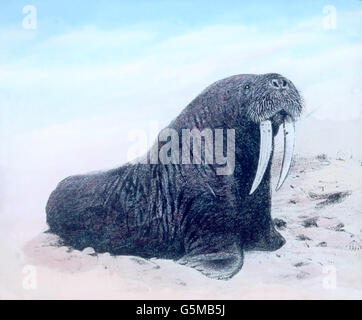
[1,1,361,61]
[0,0,361,138]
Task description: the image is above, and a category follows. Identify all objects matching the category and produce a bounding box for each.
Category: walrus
[46,73,303,280]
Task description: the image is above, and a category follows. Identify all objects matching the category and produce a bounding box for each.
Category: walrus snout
[246,73,303,124]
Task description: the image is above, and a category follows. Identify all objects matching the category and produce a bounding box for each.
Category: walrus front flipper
[244,222,286,252]
[177,243,243,280]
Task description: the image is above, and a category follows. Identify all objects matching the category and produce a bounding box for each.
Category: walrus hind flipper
[177,245,244,280]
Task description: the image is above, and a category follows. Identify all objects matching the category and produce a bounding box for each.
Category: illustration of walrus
[46,73,303,280]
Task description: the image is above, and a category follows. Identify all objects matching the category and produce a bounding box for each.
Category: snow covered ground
[0,117,361,299]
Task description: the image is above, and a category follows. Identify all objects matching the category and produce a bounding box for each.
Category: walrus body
[46,73,302,279]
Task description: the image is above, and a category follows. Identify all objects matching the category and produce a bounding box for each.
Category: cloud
[44,25,157,47]
[0,12,361,143]
[33,25,157,64]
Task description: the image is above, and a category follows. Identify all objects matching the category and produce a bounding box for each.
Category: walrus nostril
[271,78,288,89]
[271,79,280,88]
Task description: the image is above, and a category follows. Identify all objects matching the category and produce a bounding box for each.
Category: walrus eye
[244,85,250,90]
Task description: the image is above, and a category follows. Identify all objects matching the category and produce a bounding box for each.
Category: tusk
[276,117,295,191]
[249,120,273,195]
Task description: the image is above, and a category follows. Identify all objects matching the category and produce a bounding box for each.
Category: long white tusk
[249,120,273,195]
[276,118,295,191]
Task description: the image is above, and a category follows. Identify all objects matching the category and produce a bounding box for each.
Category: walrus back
[46,169,126,252]
[45,163,186,258]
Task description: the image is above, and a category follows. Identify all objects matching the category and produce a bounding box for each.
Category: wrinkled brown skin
[46,73,302,280]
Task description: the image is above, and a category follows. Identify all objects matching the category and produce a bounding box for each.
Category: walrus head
[237,73,303,194]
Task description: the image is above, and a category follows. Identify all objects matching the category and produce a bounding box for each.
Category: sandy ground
[1,152,361,300]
